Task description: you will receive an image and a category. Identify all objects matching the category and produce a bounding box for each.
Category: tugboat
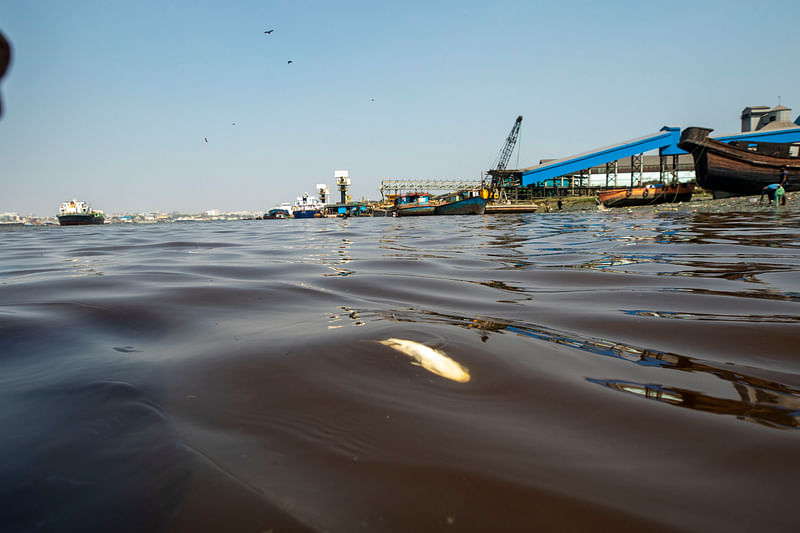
[57,200,105,225]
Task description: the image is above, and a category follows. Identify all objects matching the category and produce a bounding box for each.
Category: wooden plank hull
[372,207,393,217]
[396,205,435,216]
[598,183,695,208]
[434,197,486,215]
[485,203,538,214]
[678,127,799,195]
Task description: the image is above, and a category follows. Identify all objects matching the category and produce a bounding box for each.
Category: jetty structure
[285,105,800,220]
[378,116,540,214]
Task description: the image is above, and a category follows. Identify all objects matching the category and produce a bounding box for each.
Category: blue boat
[434,191,486,215]
[394,193,435,216]
[265,208,290,219]
[292,193,323,219]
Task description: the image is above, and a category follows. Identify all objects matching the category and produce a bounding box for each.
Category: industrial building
[489,105,800,199]
[741,104,797,132]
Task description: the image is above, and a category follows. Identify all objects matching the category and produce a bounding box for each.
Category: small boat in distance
[265,208,290,219]
[434,191,486,215]
[265,202,293,219]
[394,193,436,216]
[292,193,324,218]
[598,182,695,208]
[678,126,799,196]
[57,200,105,225]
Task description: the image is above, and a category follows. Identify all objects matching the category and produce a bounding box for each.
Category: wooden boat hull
[678,127,799,195]
[434,196,486,215]
[598,183,695,208]
[485,203,538,214]
[396,205,435,216]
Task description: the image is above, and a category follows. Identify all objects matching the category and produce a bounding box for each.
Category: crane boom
[492,115,523,171]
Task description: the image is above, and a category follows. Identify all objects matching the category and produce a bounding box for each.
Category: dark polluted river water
[1,204,799,532]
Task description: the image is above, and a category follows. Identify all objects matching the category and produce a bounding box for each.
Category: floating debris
[379,338,470,383]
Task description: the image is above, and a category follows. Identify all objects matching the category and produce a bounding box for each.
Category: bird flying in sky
[287,60,293,64]
[264,29,274,34]
[204,137,208,143]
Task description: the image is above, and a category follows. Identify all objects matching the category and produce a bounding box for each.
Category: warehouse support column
[671,154,679,183]
[605,161,618,187]
[631,153,643,186]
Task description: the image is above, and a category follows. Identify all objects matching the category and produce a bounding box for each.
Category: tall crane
[492,115,523,172]
[487,115,523,193]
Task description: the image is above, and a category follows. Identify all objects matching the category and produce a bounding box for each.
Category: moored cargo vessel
[433,191,486,215]
[292,193,324,218]
[393,193,436,216]
[57,200,105,225]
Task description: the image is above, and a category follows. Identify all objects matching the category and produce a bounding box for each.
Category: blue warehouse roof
[519,124,800,187]
[521,126,683,186]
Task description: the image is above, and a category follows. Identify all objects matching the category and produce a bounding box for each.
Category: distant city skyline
[1,1,799,216]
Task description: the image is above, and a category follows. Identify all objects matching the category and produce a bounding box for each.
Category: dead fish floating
[379,338,470,383]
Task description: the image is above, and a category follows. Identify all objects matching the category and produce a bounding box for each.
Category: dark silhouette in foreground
[0,29,11,119]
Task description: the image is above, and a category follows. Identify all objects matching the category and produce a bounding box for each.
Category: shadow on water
[0,375,316,533]
[0,380,190,532]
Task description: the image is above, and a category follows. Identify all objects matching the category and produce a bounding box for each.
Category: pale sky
[1,0,798,215]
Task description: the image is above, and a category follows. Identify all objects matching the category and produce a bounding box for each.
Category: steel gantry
[379,179,482,200]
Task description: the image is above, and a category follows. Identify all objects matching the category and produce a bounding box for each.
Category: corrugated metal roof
[519,130,674,173]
